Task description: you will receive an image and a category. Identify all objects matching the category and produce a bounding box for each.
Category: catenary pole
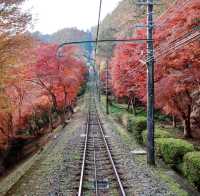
[146,0,155,165]
[106,60,109,114]
[95,0,103,102]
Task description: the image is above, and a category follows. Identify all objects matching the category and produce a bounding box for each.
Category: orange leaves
[28,43,87,112]
[0,40,87,149]
[0,1,32,148]
[110,41,146,100]
[109,0,200,122]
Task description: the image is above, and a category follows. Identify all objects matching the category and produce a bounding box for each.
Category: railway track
[77,94,127,196]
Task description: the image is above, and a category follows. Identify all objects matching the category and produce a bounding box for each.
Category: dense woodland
[0,0,87,173]
[99,0,200,139]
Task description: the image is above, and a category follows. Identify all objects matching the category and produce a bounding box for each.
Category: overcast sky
[24,0,121,34]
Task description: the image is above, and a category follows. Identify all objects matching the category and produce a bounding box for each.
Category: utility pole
[95,0,102,103]
[146,0,155,165]
[106,60,109,114]
[98,67,101,102]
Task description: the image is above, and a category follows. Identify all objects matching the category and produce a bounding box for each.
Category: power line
[146,30,200,63]
[95,0,103,56]
[127,31,199,75]
[56,31,199,64]
[56,0,199,65]
[56,38,149,57]
[126,30,200,65]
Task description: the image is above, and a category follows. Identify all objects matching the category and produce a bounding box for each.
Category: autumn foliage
[109,0,200,138]
[0,41,87,150]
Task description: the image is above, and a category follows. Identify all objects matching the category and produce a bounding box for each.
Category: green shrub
[142,128,172,145]
[183,151,200,189]
[128,116,147,144]
[156,138,194,164]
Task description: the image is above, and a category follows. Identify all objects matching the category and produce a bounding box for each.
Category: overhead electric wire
[133,30,200,64]
[56,0,199,66]
[95,0,103,57]
[56,31,199,63]
[127,30,200,75]
[56,38,149,56]
[145,30,200,63]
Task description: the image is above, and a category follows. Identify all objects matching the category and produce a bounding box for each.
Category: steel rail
[93,134,98,196]
[78,94,126,195]
[96,110,127,196]
[78,110,90,196]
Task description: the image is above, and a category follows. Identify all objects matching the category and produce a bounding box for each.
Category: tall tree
[109,0,200,138]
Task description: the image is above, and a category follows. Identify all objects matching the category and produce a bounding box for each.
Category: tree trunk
[131,97,137,116]
[60,111,65,125]
[18,106,22,126]
[63,90,68,122]
[66,105,74,120]
[127,98,131,112]
[64,91,67,113]
[33,112,40,136]
[183,118,192,138]
[7,113,13,137]
[172,115,176,128]
[48,110,53,132]
[50,93,58,112]
[183,105,192,138]
[0,127,9,138]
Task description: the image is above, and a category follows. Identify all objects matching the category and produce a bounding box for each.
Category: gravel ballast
[0,94,196,196]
